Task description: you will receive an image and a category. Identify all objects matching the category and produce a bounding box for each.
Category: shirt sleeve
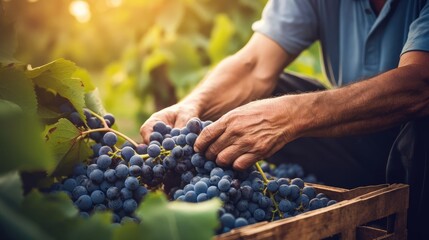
[252,0,319,55]
[401,2,429,54]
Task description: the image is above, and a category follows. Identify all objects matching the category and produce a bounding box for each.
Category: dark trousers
[268,72,399,189]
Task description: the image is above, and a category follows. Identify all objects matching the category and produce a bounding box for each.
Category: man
[141,1,428,238]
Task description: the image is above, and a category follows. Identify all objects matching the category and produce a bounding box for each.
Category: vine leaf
[135,191,221,240]
[46,118,92,176]
[26,59,86,121]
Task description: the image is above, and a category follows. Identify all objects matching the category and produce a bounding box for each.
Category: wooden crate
[217,183,409,240]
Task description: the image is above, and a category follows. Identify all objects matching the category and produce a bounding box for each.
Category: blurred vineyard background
[2,0,327,140]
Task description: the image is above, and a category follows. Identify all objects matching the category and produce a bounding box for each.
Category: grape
[174,189,184,200]
[103,132,118,147]
[75,195,92,211]
[191,153,205,168]
[136,144,148,154]
[180,127,190,135]
[210,167,224,178]
[218,179,231,192]
[289,184,301,200]
[124,177,139,190]
[327,200,337,206]
[134,186,148,201]
[147,144,161,158]
[186,118,202,134]
[72,186,88,200]
[162,138,175,150]
[291,178,305,189]
[153,164,165,179]
[203,161,216,172]
[120,187,133,200]
[73,164,87,176]
[63,178,77,192]
[149,132,163,143]
[176,134,187,146]
[278,184,290,197]
[220,213,235,228]
[86,164,98,177]
[182,145,193,157]
[251,179,264,192]
[253,208,265,221]
[171,146,184,158]
[236,200,248,212]
[121,146,135,161]
[184,191,197,202]
[207,186,220,198]
[98,146,112,156]
[97,155,112,170]
[302,186,316,199]
[123,199,138,213]
[108,198,123,211]
[91,190,105,204]
[129,165,142,177]
[258,196,271,208]
[234,217,249,228]
[181,171,194,183]
[94,204,107,211]
[170,128,180,136]
[70,112,83,126]
[309,198,324,210]
[107,187,120,199]
[266,180,279,192]
[89,169,104,184]
[185,133,198,146]
[197,193,208,202]
[153,121,169,135]
[104,169,117,183]
[115,164,129,178]
[103,113,115,126]
[279,199,292,212]
[316,193,327,199]
[194,181,208,195]
[163,156,177,169]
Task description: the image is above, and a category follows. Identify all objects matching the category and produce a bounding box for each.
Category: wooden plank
[356,226,387,239]
[234,184,408,240]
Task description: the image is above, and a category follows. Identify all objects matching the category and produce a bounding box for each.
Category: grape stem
[80,128,139,148]
[255,161,284,219]
[87,109,109,129]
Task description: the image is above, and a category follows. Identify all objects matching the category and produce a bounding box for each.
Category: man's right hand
[139,103,200,143]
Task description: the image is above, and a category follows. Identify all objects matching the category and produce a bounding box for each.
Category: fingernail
[194,147,200,153]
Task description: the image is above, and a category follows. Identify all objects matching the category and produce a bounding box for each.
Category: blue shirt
[252,0,429,86]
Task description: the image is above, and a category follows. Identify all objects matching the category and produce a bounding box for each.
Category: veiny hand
[140,103,199,143]
[194,97,298,170]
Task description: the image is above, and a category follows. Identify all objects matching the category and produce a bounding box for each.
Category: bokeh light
[69,0,91,23]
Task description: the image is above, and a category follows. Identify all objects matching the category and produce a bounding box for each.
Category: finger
[232,153,259,171]
[140,120,156,144]
[215,144,250,167]
[205,133,238,160]
[194,121,225,153]
[174,113,194,129]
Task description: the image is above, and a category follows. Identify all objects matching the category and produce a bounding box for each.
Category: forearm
[180,33,293,121]
[288,64,429,138]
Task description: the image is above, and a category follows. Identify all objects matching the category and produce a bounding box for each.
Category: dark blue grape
[203,161,216,172]
[123,199,138,213]
[176,134,187,146]
[316,193,327,199]
[197,193,208,202]
[153,164,165,178]
[108,198,123,211]
[202,120,213,128]
[129,165,142,177]
[72,186,88,200]
[194,181,208,195]
[218,179,231,192]
[185,133,198,146]
[184,191,197,202]
[210,167,224,178]
[170,128,180,136]
[267,180,279,192]
[121,146,135,161]
[104,169,117,183]
[70,112,83,126]
[98,146,112,156]
[253,208,265,221]
[240,185,254,200]
[97,155,112,170]
[90,190,105,204]
[162,138,175,150]
[136,144,148,154]
[291,178,305,189]
[207,186,220,198]
[103,113,115,126]
[171,146,184,158]
[75,195,92,211]
[279,199,293,212]
[147,144,161,158]
[134,186,148,201]
[327,200,337,206]
[174,189,184,200]
[73,164,87,176]
[302,186,316,199]
[100,181,111,192]
[289,184,300,200]
[220,213,235,228]
[85,181,100,193]
[163,156,177,169]
[141,165,153,179]
[115,164,128,178]
[106,186,120,199]
[181,171,194,183]
[103,132,118,147]
[149,132,163,143]
[86,164,98,177]
[180,127,190,135]
[258,196,271,208]
[186,118,202,134]
[278,184,290,197]
[124,177,139,190]
[236,200,249,212]
[251,179,264,192]
[182,145,193,157]
[89,169,104,184]
[120,187,133,200]
[153,121,169,135]
[191,153,205,167]
[63,178,77,192]
[309,198,324,210]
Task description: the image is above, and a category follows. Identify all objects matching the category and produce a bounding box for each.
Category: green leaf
[73,67,95,93]
[208,14,236,64]
[66,212,113,240]
[46,118,92,176]
[0,100,55,174]
[136,191,221,240]
[85,89,106,116]
[26,59,86,120]
[0,67,38,115]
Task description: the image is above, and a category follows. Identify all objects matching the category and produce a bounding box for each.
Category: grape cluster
[144,118,337,233]
[48,108,337,231]
[50,109,148,223]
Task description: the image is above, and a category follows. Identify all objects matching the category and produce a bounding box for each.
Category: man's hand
[140,103,199,143]
[194,97,299,170]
